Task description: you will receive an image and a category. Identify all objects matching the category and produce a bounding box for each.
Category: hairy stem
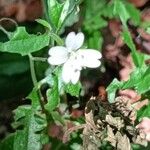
[28,53,53,123]
[32,56,47,62]
[28,54,37,87]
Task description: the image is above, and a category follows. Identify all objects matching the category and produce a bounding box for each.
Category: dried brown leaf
[104,125,116,147]
[105,115,124,129]
[133,135,148,147]
[116,132,131,150]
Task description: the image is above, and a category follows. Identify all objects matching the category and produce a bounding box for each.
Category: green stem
[28,54,37,87]
[32,56,47,62]
[28,53,53,122]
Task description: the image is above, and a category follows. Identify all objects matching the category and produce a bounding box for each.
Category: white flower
[48,32,102,84]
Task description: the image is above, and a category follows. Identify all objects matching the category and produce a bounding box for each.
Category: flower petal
[62,60,81,84]
[48,46,68,65]
[65,32,76,51]
[62,62,72,83]
[49,46,68,57]
[77,50,102,68]
[48,56,68,65]
[73,32,84,50]
[78,49,102,59]
[83,59,101,68]
[71,70,80,84]
[66,32,84,51]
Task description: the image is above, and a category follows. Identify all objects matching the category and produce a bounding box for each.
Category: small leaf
[48,0,78,31]
[13,106,47,150]
[122,67,147,89]
[27,88,40,108]
[125,3,140,26]
[51,111,65,125]
[105,125,116,147]
[137,104,150,120]
[64,82,81,97]
[50,33,64,45]
[122,30,144,67]
[36,19,52,31]
[0,27,50,56]
[116,132,131,150]
[106,79,123,103]
[114,0,129,27]
[45,75,60,112]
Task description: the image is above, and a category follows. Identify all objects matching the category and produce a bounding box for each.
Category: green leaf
[27,88,40,108]
[125,3,140,26]
[135,67,150,94]
[88,31,103,49]
[64,82,81,97]
[146,27,150,34]
[122,67,147,89]
[106,79,123,103]
[0,54,29,76]
[51,111,65,125]
[48,0,78,31]
[0,134,14,150]
[122,66,150,94]
[122,30,144,67]
[107,66,150,103]
[137,104,150,120]
[45,75,60,112]
[12,106,47,150]
[0,27,50,56]
[50,33,64,45]
[113,0,140,27]
[114,0,129,27]
[36,19,52,31]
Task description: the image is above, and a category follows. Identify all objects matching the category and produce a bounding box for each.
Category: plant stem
[28,54,37,87]
[28,54,52,122]
[32,56,47,62]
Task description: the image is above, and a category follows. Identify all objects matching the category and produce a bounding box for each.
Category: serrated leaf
[122,66,150,94]
[13,106,47,150]
[106,79,123,103]
[122,67,147,89]
[64,82,81,97]
[122,30,144,67]
[27,88,40,108]
[0,27,50,56]
[45,75,60,112]
[107,66,150,103]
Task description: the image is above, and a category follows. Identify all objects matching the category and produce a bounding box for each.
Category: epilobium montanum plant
[1,0,150,149]
[48,32,102,84]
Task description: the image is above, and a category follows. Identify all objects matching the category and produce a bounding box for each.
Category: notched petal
[74,32,84,50]
[48,46,68,57]
[48,56,67,65]
[65,32,76,51]
[79,49,102,59]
